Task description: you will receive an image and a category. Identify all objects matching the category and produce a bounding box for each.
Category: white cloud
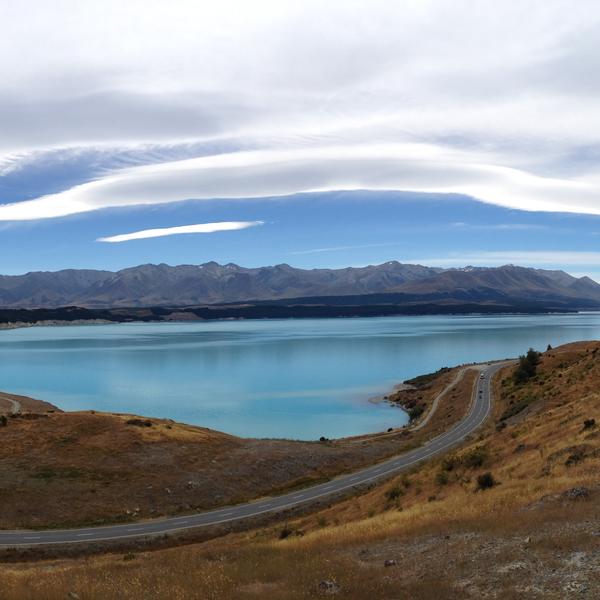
[2,1,600,216]
[96,221,263,243]
[2,143,600,221]
[414,251,600,267]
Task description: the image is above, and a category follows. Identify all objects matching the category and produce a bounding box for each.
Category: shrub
[0,415,7,427]
[404,367,451,388]
[385,485,403,501]
[500,397,534,421]
[408,404,424,421]
[435,471,449,486]
[513,348,541,385]
[441,455,458,472]
[462,446,488,469]
[477,472,496,490]
[583,418,596,430]
[279,525,294,539]
[126,418,153,427]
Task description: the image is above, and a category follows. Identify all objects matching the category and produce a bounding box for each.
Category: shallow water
[1,313,599,439]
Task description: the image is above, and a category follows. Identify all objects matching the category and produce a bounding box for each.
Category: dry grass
[4,343,600,597]
[0,366,474,529]
[0,392,58,414]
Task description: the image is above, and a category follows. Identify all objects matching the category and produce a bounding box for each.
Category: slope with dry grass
[2,341,599,598]
[0,366,475,530]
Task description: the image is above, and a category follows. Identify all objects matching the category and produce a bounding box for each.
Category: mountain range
[1,261,600,311]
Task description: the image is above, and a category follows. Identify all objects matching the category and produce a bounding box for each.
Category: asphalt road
[0,361,510,547]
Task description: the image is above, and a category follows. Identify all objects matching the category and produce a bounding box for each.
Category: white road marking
[0,361,514,547]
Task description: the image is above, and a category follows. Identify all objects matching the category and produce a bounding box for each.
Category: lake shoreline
[0,307,586,333]
[1,314,599,439]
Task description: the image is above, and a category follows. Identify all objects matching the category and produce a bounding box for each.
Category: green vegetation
[440,446,489,472]
[500,396,536,421]
[385,485,403,501]
[476,472,496,490]
[513,348,541,385]
[408,404,424,421]
[435,470,449,485]
[404,367,451,388]
[462,446,488,469]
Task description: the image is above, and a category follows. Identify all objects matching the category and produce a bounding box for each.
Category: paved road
[0,361,511,547]
[411,365,475,431]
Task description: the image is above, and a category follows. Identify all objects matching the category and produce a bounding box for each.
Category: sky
[2,1,600,278]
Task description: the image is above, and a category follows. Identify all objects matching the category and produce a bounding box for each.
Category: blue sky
[3,189,600,281]
[2,1,600,279]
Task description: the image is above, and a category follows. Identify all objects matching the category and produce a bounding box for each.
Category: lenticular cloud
[2,145,600,221]
[96,221,263,243]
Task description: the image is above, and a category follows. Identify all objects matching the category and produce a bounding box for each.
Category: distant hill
[0,261,599,311]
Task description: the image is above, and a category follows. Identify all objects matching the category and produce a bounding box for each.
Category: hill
[0,369,473,530]
[1,262,600,311]
[2,342,599,598]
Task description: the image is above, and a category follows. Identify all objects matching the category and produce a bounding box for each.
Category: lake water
[2,313,600,439]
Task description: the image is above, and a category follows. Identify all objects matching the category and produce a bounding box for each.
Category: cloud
[2,143,600,221]
[414,251,600,267]
[449,222,548,231]
[2,1,600,217]
[96,220,263,243]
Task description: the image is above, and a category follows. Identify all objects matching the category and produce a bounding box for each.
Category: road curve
[411,365,474,431]
[0,361,511,547]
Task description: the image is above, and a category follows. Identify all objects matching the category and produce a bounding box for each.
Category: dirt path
[410,365,481,431]
[0,393,21,415]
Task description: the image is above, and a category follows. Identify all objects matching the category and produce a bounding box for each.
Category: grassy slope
[0,367,472,529]
[4,342,600,598]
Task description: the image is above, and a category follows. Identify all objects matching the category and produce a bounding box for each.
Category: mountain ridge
[0,261,599,310]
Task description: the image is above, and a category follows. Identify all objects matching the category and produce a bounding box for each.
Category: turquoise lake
[2,313,600,439]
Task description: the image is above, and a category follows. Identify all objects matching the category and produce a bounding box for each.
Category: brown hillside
[2,341,599,598]
[0,366,474,529]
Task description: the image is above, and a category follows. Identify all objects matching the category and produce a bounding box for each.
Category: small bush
[477,472,496,490]
[435,471,449,486]
[126,418,153,427]
[583,418,596,430]
[462,446,488,469]
[408,405,424,421]
[500,397,534,421]
[513,348,541,385]
[0,415,7,427]
[404,367,451,388]
[279,525,294,539]
[385,485,403,501]
[441,455,457,472]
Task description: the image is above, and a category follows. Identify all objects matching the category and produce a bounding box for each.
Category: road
[0,361,510,547]
[410,365,475,431]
